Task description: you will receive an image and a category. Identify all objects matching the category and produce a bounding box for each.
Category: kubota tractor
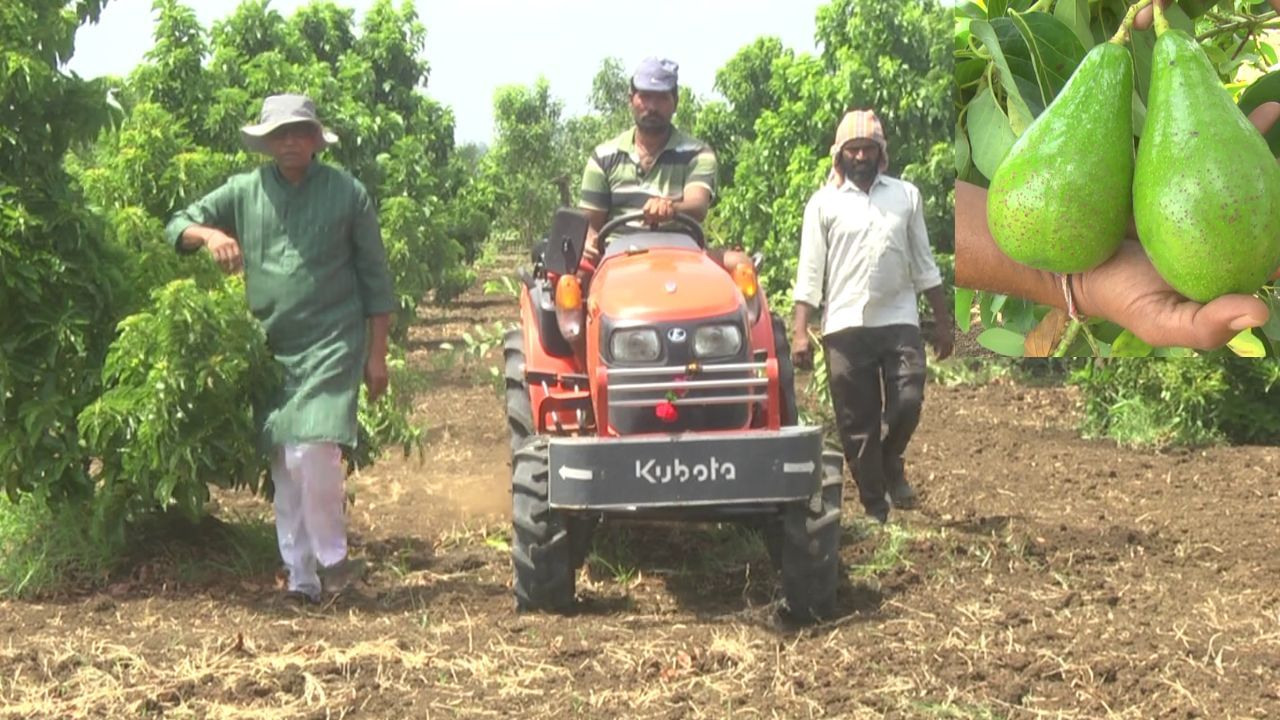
[505,209,843,621]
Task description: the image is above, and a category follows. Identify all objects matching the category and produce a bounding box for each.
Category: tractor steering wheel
[597,210,706,249]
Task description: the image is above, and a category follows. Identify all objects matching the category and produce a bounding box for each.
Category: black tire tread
[779,452,844,621]
[771,314,798,426]
[504,329,534,457]
[511,438,576,611]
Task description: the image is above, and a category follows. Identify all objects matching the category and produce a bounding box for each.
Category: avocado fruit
[987,41,1134,274]
[1133,25,1280,303]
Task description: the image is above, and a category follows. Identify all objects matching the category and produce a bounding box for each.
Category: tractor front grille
[606,362,764,434]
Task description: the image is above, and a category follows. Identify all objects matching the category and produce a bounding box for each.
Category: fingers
[1133,0,1174,32]
[791,348,813,371]
[933,333,955,361]
[1188,294,1270,350]
[213,245,242,274]
[207,235,243,274]
[642,198,675,226]
[931,338,953,361]
[1248,101,1280,135]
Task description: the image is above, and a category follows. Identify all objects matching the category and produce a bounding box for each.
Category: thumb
[1248,101,1280,136]
[1181,294,1269,350]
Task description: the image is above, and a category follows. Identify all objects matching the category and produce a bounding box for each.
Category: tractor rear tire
[771,314,798,426]
[778,451,844,622]
[759,314,800,570]
[511,438,577,611]
[504,329,535,459]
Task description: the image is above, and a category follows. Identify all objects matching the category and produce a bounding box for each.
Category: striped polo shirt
[580,127,718,220]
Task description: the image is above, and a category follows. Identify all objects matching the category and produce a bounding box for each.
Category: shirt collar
[836,174,886,194]
[270,159,322,188]
[618,126,685,159]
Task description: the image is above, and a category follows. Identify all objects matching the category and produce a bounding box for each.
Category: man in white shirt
[791,109,953,524]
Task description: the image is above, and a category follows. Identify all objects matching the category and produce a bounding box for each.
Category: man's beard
[636,112,671,133]
[841,156,878,183]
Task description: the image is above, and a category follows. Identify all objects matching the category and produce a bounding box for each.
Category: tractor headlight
[693,323,743,359]
[610,328,661,362]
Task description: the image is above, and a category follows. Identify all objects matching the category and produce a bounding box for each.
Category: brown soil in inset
[2,257,1278,718]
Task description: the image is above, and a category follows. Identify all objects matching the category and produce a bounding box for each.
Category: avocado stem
[1153,0,1170,36]
[1051,318,1101,358]
[1110,0,1155,45]
[1052,319,1082,358]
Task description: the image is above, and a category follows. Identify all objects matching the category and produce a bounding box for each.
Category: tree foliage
[485,78,569,245]
[5,0,486,533]
[1,0,120,504]
[78,277,280,541]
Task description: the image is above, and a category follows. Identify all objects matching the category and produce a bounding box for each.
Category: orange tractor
[504,209,843,620]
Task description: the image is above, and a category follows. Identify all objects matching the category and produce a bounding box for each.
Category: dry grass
[3,495,1280,719]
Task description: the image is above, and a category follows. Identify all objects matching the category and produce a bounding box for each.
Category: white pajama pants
[271,443,349,595]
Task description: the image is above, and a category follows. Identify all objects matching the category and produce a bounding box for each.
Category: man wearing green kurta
[166,94,395,603]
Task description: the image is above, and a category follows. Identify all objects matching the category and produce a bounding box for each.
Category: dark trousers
[824,324,927,519]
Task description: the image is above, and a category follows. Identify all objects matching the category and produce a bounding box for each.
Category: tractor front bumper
[547,427,824,510]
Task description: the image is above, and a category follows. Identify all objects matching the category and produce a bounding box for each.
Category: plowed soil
[2,258,1278,719]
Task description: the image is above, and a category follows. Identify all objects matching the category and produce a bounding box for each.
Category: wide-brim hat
[240,94,339,154]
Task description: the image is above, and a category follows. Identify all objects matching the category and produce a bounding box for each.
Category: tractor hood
[593,248,742,321]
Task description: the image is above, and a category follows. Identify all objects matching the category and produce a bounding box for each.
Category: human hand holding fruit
[1076,101,1280,350]
[958,102,1280,352]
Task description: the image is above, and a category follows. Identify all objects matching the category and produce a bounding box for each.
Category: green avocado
[987,41,1134,274]
[1133,27,1280,303]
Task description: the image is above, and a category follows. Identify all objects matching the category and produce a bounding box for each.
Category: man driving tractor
[577,57,742,271]
[508,61,843,619]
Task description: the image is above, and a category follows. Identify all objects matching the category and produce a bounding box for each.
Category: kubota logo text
[636,457,737,484]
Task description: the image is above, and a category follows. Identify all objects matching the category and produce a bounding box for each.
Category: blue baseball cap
[633,57,679,93]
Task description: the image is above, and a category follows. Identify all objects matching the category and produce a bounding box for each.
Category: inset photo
[954,0,1280,357]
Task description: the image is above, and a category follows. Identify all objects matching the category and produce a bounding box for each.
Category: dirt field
[2,261,1279,719]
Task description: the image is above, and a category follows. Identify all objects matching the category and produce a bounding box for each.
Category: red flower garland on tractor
[654,374,690,424]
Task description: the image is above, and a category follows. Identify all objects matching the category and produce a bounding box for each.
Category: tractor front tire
[779,451,844,621]
[511,438,577,611]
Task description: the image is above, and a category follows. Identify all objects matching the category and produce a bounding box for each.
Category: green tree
[589,56,632,132]
[130,0,212,132]
[486,78,568,245]
[1,0,120,503]
[703,0,953,297]
[696,37,791,188]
